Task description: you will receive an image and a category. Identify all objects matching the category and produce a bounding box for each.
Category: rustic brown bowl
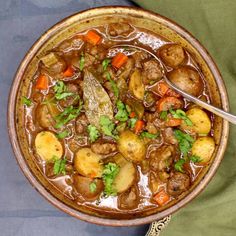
[8,6,229,226]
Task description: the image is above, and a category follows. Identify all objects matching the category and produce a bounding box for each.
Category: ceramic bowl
[8,6,229,226]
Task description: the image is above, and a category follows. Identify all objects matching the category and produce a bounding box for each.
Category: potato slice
[191,137,215,163]
[129,69,145,100]
[118,130,146,163]
[35,131,63,161]
[74,148,103,178]
[73,175,104,201]
[113,162,136,193]
[180,108,211,135]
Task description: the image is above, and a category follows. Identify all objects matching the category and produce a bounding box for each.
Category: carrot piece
[157,81,181,98]
[112,52,128,69]
[153,189,170,206]
[134,120,145,134]
[165,118,182,127]
[157,81,169,96]
[35,75,48,90]
[156,96,183,112]
[84,30,102,45]
[63,66,74,77]
[129,111,136,118]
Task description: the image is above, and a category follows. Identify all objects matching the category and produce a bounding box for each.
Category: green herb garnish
[102,163,120,196]
[174,159,186,173]
[56,130,70,139]
[87,125,100,142]
[89,181,97,193]
[189,155,202,163]
[79,53,85,71]
[160,111,168,120]
[174,129,195,156]
[21,96,32,107]
[102,58,111,71]
[106,72,119,98]
[128,118,138,129]
[115,100,129,122]
[99,115,117,139]
[55,102,82,129]
[170,109,193,126]
[53,157,66,175]
[140,131,159,139]
[54,81,74,100]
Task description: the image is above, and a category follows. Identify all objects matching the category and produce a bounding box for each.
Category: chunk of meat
[162,127,178,145]
[149,145,174,171]
[142,59,163,84]
[159,44,185,68]
[59,83,80,108]
[118,186,139,209]
[132,51,149,68]
[84,52,96,68]
[75,114,89,134]
[108,23,134,37]
[85,44,106,61]
[167,66,203,97]
[167,172,190,196]
[91,142,117,155]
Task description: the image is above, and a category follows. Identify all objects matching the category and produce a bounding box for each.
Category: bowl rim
[7,6,229,226]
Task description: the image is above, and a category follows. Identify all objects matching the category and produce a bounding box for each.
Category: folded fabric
[132,0,236,235]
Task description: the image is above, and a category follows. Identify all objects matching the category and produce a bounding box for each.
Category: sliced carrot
[35,75,48,90]
[84,30,102,45]
[165,118,182,127]
[112,52,128,69]
[63,66,74,77]
[157,81,169,96]
[157,81,181,98]
[129,111,136,118]
[134,120,145,134]
[156,96,183,112]
[153,189,170,206]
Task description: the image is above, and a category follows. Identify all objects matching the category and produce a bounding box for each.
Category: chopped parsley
[87,125,100,142]
[105,72,119,98]
[160,111,168,120]
[56,130,70,139]
[190,155,202,163]
[21,96,32,107]
[89,181,97,193]
[115,100,129,122]
[102,163,120,196]
[99,115,117,139]
[170,109,193,126]
[174,129,195,156]
[174,159,185,173]
[128,118,138,128]
[79,53,85,71]
[53,81,74,100]
[55,102,82,129]
[102,58,111,71]
[53,157,66,175]
[140,131,159,139]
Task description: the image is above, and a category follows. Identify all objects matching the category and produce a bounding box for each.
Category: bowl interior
[8,7,229,226]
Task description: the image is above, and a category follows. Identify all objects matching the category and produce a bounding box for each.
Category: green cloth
[132,0,236,235]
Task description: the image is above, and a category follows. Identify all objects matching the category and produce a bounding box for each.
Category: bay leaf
[83,70,113,128]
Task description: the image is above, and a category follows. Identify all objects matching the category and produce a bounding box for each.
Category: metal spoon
[111,44,235,124]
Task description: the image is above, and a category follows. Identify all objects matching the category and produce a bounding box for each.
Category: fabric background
[132,0,236,235]
[1,0,236,235]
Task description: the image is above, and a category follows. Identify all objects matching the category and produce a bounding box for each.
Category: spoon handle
[164,78,234,124]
